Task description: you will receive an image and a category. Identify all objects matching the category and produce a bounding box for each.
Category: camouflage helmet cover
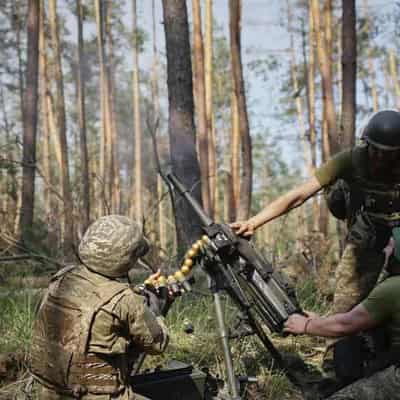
[78,215,149,277]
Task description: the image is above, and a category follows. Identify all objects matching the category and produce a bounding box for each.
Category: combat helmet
[78,215,149,277]
[361,109,400,150]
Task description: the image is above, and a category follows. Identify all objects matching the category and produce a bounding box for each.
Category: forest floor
[0,262,331,400]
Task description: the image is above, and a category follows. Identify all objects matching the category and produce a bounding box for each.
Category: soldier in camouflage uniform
[30,215,169,399]
[283,226,400,399]
[231,109,400,370]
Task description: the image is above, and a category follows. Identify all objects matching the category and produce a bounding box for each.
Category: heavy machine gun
[145,171,306,399]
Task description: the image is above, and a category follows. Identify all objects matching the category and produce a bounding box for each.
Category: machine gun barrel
[165,172,213,227]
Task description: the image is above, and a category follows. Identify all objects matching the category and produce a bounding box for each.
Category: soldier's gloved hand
[143,286,174,317]
[144,288,163,316]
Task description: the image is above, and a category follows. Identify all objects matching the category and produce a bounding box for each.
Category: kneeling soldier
[284,227,400,400]
[30,215,169,399]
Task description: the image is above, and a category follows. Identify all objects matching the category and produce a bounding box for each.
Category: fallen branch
[0,255,32,262]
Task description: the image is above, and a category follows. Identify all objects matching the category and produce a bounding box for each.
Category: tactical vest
[349,145,400,227]
[30,265,133,397]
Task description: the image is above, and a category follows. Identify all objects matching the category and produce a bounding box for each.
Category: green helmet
[362,109,400,150]
[78,215,149,278]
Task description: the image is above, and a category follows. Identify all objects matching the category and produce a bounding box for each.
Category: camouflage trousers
[326,365,400,400]
[324,243,385,361]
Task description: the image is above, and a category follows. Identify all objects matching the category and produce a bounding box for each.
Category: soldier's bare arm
[231,176,323,236]
[283,304,377,337]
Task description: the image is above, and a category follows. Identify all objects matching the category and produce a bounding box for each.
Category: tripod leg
[213,290,241,400]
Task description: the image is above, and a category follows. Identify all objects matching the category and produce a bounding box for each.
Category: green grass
[0,275,330,399]
[0,291,39,354]
[296,278,330,314]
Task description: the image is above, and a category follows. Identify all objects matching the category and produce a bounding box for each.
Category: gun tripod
[209,269,303,400]
[210,275,260,400]
[212,285,241,399]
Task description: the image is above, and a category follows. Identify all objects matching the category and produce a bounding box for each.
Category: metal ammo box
[131,360,208,400]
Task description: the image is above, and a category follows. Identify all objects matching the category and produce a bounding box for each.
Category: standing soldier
[231,109,400,373]
[29,215,170,399]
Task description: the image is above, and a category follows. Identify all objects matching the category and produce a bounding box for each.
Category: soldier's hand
[283,314,310,335]
[230,220,256,237]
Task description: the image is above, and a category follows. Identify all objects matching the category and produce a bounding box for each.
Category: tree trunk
[109,64,121,215]
[229,0,252,220]
[46,89,62,170]
[94,0,111,215]
[287,1,313,180]
[340,0,356,149]
[192,0,211,216]
[389,49,400,110]
[151,0,167,255]
[336,15,342,124]
[39,5,60,249]
[231,92,240,218]
[76,0,90,232]
[0,88,17,233]
[39,0,52,223]
[105,7,121,215]
[130,0,143,222]
[223,171,235,223]
[162,0,203,254]
[320,116,330,237]
[367,57,379,112]
[311,0,338,155]
[362,0,379,112]
[19,0,40,243]
[48,0,74,256]
[205,0,217,219]
[302,8,319,231]
[13,0,26,132]
[383,58,395,108]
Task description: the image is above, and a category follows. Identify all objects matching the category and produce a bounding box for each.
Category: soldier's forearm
[305,308,374,338]
[305,314,354,337]
[250,195,303,229]
[250,177,322,229]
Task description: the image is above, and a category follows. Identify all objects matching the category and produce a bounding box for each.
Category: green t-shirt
[362,275,400,348]
[314,149,353,187]
[315,145,400,187]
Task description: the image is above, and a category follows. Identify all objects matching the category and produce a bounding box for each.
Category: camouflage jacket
[30,265,168,399]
